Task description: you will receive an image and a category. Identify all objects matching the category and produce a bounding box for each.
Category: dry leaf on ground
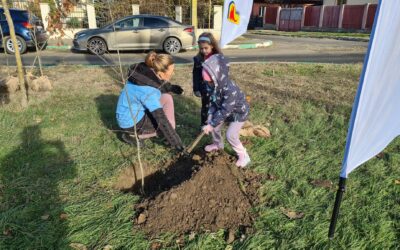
[310,179,333,189]
[150,242,162,250]
[3,228,12,236]
[70,243,87,250]
[41,214,50,220]
[239,121,271,139]
[226,229,236,244]
[137,213,147,224]
[59,213,68,220]
[280,207,304,219]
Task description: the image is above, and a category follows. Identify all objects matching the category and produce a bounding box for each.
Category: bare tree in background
[1,0,28,107]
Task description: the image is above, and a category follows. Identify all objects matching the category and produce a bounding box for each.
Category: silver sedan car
[73,15,195,55]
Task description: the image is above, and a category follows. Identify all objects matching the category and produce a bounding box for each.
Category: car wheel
[88,37,107,55]
[5,36,27,54]
[163,37,181,54]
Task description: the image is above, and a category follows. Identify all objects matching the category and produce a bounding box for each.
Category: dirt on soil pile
[133,151,261,238]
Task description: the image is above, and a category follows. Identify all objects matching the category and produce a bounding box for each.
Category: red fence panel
[252,3,261,16]
[279,8,302,31]
[304,6,321,27]
[342,5,364,29]
[265,6,278,25]
[322,6,340,28]
[365,4,377,30]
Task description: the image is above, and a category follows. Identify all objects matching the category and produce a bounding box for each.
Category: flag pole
[328,177,347,239]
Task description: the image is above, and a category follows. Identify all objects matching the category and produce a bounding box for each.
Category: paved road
[0,34,368,66]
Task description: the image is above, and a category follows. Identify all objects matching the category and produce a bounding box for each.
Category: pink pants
[138,93,175,139]
[211,121,246,155]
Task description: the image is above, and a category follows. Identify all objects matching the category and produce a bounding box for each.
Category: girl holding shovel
[201,54,251,167]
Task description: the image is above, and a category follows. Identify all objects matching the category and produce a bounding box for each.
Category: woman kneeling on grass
[116,51,184,151]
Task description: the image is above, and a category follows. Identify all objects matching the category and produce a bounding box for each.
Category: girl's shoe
[236,151,251,168]
[204,143,223,152]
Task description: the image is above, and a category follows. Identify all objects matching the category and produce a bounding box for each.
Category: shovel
[183,131,206,155]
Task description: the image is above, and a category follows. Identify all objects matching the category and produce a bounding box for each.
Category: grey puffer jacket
[202,54,249,127]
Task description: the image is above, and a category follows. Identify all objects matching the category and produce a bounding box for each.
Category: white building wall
[323,0,337,5]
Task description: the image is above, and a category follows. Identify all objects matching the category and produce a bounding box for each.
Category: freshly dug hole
[134,151,261,238]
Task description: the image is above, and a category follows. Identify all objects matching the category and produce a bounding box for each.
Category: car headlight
[75,33,87,39]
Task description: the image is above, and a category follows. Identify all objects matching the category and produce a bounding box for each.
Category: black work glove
[170,85,184,95]
[150,108,184,149]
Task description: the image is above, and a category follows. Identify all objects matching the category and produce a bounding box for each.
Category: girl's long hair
[196,32,222,58]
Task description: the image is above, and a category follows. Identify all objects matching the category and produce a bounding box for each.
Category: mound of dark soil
[133,151,262,238]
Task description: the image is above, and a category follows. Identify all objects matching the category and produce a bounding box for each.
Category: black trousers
[201,93,211,126]
[124,110,158,136]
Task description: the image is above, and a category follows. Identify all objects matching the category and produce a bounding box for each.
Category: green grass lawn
[250,30,370,41]
[0,63,398,249]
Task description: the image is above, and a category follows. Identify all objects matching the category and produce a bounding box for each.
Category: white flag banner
[220,0,254,47]
[341,0,400,178]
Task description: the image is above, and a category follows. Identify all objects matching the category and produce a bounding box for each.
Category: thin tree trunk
[1,0,28,106]
[208,0,212,30]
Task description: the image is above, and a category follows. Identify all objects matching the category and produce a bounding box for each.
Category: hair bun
[145,51,157,68]
[144,51,174,73]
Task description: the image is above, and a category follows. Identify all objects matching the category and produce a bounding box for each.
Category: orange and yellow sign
[227,1,240,25]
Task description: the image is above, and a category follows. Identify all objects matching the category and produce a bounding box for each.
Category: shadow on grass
[95,94,119,131]
[131,153,199,199]
[0,125,75,249]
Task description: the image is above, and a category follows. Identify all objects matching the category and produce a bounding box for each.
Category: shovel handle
[185,131,206,154]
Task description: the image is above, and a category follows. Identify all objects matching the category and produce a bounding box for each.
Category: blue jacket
[116,82,162,129]
[202,54,250,127]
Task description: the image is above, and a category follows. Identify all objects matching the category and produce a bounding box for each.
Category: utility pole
[1,0,28,107]
[192,0,198,38]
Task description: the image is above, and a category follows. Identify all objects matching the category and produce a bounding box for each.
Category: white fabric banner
[341,0,400,177]
[220,0,254,47]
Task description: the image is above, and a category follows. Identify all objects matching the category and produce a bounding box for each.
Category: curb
[47,40,274,51]
[225,40,273,49]
[187,40,273,50]
[47,45,72,50]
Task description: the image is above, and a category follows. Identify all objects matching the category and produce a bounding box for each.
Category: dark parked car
[73,15,195,55]
[0,8,48,54]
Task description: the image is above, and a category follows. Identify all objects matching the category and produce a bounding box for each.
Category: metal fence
[94,0,135,28]
[197,2,213,29]
[62,3,89,29]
